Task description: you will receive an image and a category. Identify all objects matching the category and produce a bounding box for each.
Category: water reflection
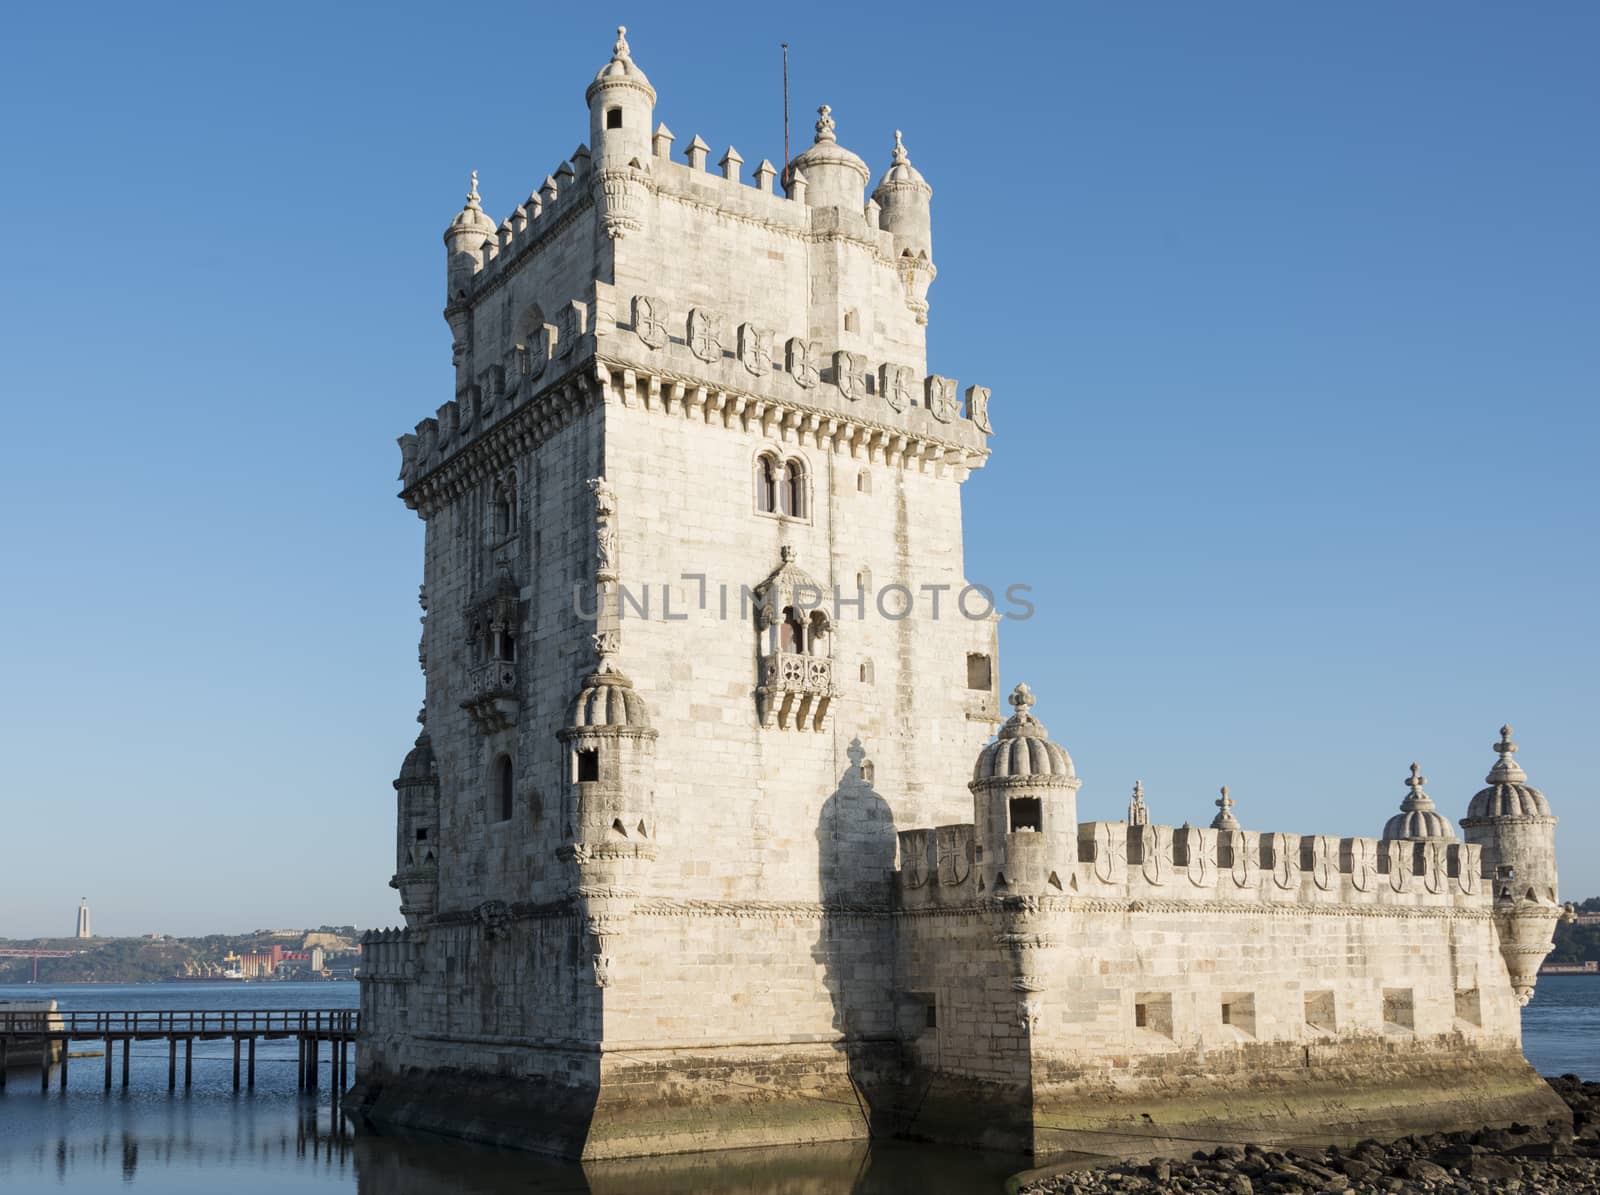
[1,1076,1016,1194]
[352,1133,1019,1194]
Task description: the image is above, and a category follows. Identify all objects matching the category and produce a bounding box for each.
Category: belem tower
[352,28,1569,1162]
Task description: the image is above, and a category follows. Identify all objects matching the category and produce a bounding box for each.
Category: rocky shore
[1020,1076,1600,1194]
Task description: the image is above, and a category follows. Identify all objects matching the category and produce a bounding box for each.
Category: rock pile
[1020,1076,1600,1194]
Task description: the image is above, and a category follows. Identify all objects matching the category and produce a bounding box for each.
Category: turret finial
[1496,725,1517,756]
[1128,780,1150,827]
[892,129,908,164]
[1009,683,1035,714]
[466,170,481,209]
[1406,762,1426,792]
[1211,784,1241,831]
[815,104,836,144]
[613,24,631,59]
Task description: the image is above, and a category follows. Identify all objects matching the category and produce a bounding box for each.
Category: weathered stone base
[1024,1042,1569,1164]
[349,1041,903,1161]
[349,1036,1566,1165]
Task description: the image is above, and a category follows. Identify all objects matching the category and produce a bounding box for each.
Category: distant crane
[0,948,79,983]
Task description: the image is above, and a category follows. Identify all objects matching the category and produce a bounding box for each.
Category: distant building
[74,898,90,940]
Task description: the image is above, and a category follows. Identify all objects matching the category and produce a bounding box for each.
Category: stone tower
[357,26,998,1158]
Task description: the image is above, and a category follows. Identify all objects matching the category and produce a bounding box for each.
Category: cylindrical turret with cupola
[443,172,495,297]
[555,651,659,987]
[786,104,870,209]
[586,26,654,239]
[390,721,440,927]
[872,130,937,325]
[970,684,1081,896]
[1460,725,1560,1005]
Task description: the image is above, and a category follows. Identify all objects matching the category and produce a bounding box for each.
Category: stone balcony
[461,658,520,734]
[757,652,835,731]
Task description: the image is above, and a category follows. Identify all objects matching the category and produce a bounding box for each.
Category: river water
[1,977,1594,1193]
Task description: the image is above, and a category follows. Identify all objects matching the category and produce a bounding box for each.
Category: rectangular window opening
[1009,796,1042,833]
[1304,990,1337,1035]
[575,748,600,783]
[1383,987,1416,1034]
[966,652,992,691]
[1455,988,1482,1028]
[1222,992,1257,1037]
[1134,992,1173,1039]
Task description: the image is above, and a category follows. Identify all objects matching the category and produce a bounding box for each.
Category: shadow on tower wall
[812,738,904,1141]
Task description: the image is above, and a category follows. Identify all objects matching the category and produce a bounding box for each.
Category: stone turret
[556,655,658,987]
[1461,725,1560,1005]
[443,171,494,294]
[872,130,936,324]
[970,684,1081,895]
[786,104,870,209]
[1382,763,1457,842]
[587,25,654,239]
[390,721,440,927]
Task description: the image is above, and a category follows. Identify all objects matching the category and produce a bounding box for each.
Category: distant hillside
[1550,897,1600,967]
[0,927,360,984]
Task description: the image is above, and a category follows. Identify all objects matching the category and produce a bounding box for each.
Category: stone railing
[761,651,832,693]
[757,652,835,732]
[460,659,520,734]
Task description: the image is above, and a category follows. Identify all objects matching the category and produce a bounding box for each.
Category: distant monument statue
[75,897,90,940]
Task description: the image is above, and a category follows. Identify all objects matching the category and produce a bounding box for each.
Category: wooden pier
[0,1008,357,1094]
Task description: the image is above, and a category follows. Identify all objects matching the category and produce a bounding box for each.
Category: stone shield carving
[880,363,912,413]
[1183,827,1217,888]
[786,337,820,389]
[833,350,861,401]
[936,825,973,887]
[926,375,958,423]
[738,323,770,376]
[1344,838,1377,893]
[633,295,668,349]
[687,308,723,363]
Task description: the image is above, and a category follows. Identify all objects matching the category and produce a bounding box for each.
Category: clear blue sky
[1,3,1594,937]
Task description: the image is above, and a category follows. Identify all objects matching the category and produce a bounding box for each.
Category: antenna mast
[782,42,791,173]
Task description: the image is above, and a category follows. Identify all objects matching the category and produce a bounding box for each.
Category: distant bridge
[0,1008,357,1094]
[0,947,79,982]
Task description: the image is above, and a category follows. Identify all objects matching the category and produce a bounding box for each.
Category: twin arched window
[755,453,808,519]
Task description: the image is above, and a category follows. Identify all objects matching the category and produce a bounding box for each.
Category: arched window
[780,606,805,654]
[755,453,778,513]
[493,755,514,822]
[807,610,828,657]
[782,459,806,518]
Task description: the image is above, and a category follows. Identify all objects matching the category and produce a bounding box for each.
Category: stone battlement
[897,821,1485,911]
[397,284,992,504]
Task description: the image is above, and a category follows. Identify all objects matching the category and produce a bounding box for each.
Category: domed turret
[786,105,870,209]
[1460,725,1561,1006]
[556,655,659,987]
[873,130,933,255]
[1461,725,1558,901]
[391,721,440,927]
[586,27,654,239]
[444,172,495,292]
[970,684,1082,895]
[587,27,654,171]
[1382,763,1457,842]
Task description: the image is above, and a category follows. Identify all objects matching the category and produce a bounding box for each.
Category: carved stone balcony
[757,652,835,731]
[461,658,520,734]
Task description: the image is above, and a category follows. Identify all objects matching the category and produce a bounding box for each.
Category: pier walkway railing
[0,1008,358,1094]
